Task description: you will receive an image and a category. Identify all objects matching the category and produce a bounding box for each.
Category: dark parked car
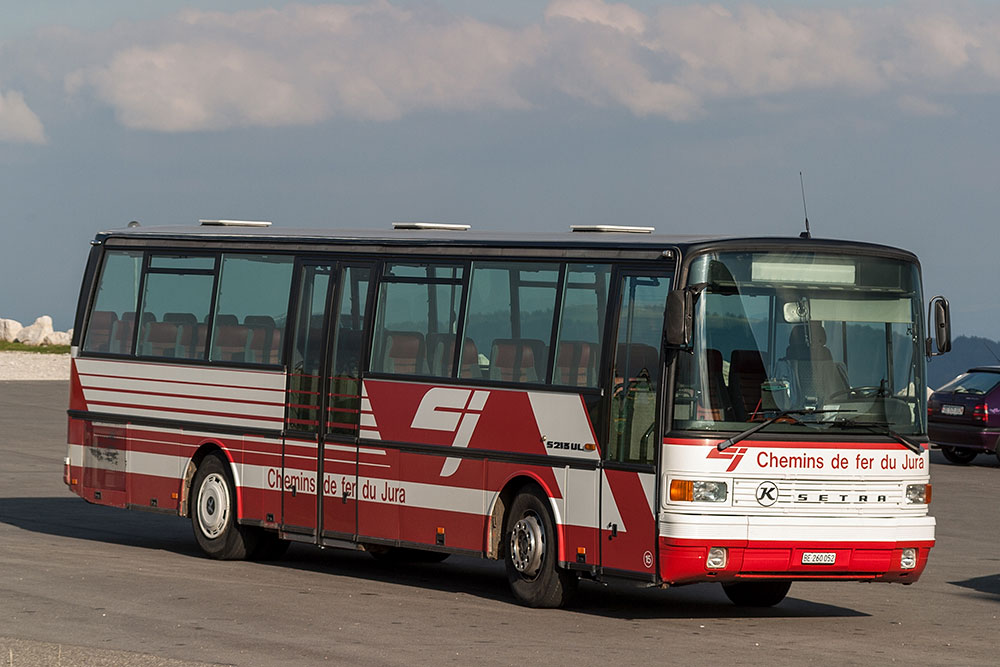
[928,366,1000,465]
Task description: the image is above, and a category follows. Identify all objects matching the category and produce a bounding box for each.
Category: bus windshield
[672,250,926,436]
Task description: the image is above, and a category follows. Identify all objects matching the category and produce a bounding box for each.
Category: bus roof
[93,224,919,263]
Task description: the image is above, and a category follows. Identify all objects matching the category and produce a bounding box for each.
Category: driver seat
[783,323,848,404]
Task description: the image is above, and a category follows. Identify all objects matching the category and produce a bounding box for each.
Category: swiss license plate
[942,404,964,416]
[802,552,836,565]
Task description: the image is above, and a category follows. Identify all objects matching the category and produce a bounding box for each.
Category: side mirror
[665,289,693,347]
[925,295,951,356]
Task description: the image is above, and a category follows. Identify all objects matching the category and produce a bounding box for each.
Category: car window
[937,372,1000,395]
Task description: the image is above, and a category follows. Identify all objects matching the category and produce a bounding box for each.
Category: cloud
[66,2,540,130]
[49,1,1000,131]
[546,0,647,34]
[897,94,953,117]
[0,89,46,143]
[67,42,328,131]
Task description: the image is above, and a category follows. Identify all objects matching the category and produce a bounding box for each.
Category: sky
[1,0,999,337]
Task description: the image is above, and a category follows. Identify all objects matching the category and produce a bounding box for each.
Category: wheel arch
[180,440,240,518]
[485,472,561,561]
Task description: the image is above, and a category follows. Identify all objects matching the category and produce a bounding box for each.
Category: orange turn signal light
[670,479,693,502]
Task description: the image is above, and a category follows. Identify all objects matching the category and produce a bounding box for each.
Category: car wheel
[940,445,978,465]
[721,580,791,607]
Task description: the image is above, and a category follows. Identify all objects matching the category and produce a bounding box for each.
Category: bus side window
[552,264,610,388]
[138,256,216,361]
[609,274,670,465]
[82,250,143,355]
[371,263,464,377]
[460,262,559,383]
[209,254,294,365]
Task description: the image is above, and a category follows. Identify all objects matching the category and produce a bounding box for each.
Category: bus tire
[505,489,577,608]
[940,445,977,465]
[191,454,257,560]
[721,580,791,607]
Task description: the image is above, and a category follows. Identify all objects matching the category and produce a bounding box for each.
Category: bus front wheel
[504,489,577,608]
[191,453,257,560]
[721,580,791,607]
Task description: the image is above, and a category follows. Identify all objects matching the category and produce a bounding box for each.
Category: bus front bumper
[658,514,935,585]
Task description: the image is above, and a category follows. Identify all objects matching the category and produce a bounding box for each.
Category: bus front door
[601,271,670,579]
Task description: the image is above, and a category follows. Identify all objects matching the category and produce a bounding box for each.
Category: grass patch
[0,341,70,354]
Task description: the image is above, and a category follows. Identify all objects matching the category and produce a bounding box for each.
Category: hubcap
[510,512,544,577]
[196,472,230,539]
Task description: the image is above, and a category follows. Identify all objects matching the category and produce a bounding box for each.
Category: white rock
[14,316,54,346]
[0,318,23,342]
[42,331,72,346]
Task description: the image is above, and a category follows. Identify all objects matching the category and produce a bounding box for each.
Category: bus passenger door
[283,262,338,539]
[601,271,670,579]
[320,264,373,540]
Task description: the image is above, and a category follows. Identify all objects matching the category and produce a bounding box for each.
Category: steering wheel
[828,386,883,400]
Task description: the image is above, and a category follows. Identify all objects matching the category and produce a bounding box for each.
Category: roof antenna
[799,171,811,239]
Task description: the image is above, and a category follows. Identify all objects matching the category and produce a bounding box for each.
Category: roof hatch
[570,225,654,234]
[392,221,471,231]
[199,219,273,227]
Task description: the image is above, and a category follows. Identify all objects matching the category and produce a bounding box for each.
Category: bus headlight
[905,484,931,504]
[669,480,728,502]
[694,481,728,502]
[901,548,917,569]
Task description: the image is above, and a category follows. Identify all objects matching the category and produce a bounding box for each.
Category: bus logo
[756,481,779,507]
[411,387,489,477]
[706,446,748,472]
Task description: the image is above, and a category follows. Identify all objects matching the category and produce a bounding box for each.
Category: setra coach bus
[64,220,951,608]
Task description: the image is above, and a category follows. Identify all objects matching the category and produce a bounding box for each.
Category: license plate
[942,404,964,416]
[802,552,836,565]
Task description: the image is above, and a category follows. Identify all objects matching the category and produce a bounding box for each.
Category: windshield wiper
[717,409,854,452]
[829,419,923,454]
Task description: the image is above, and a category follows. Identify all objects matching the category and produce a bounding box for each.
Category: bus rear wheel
[504,489,577,608]
[721,580,791,607]
[191,453,257,560]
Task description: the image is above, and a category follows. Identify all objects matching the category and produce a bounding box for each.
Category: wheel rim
[510,511,545,578]
[196,472,230,539]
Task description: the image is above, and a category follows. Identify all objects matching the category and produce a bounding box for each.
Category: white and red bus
[64,221,951,607]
